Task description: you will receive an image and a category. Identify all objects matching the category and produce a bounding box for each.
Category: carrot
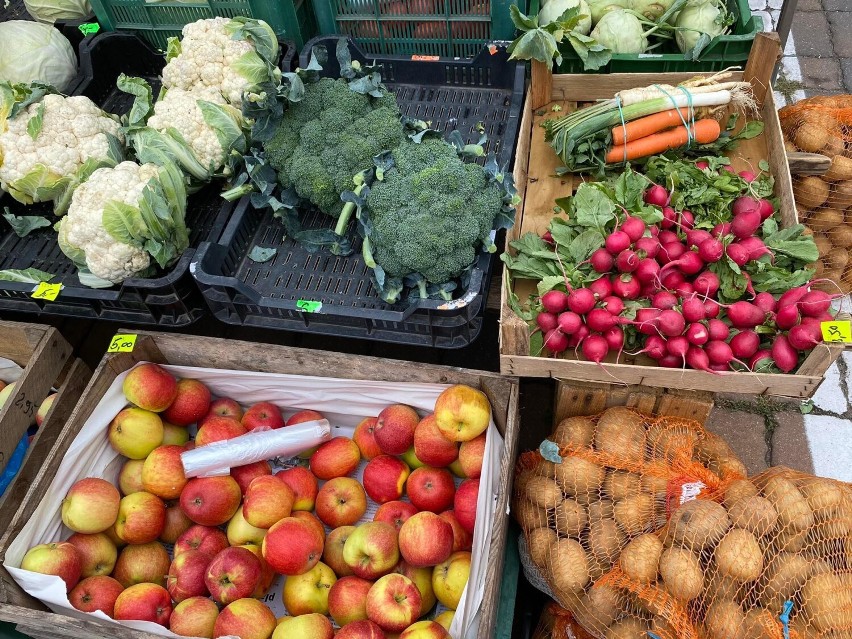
[605,118,721,163]
[611,108,691,145]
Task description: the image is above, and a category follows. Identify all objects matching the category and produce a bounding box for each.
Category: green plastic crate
[311,0,523,58]
[528,0,762,73]
[87,0,317,49]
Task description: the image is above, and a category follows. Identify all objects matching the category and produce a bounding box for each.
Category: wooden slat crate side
[0,322,49,367]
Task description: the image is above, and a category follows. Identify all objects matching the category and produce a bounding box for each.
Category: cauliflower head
[0,92,124,204]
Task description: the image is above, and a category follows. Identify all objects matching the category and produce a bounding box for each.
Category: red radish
[635,258,661,283]
[727,301,766,328]
[649,226,660,237]
[704,300,720,319]
[544,329,569,353]
[587,308,617,332]
[695,161,709,170]
[536,312,558,332]
[661,206,677,229]
[603,326,624,352]
[581,334,609,363]
[788,323,821,350]
[640,281,661,298]
[798,290,832,317]
[711,364,729,372]
[723,164,734,173]
[658,242,686,265]
[771,334,798,373]
[628,308,662,335]
[652,291,678,310]
[686,229,712,248]
[591,248,614,274]
[707,319,730,341]
[622,216,646,242]
[686,323,709,346]
[605,231,631,255]
[601,296,625,315]
[706,340,734,366]
[612,274,640,300]
[658,309,686,337]
[659,354,681,368]
[712,222,732,238]
[660,270,685,289]
[775,304,800,330]
[778,286,809,310]
[558,311,583,334]
[644,185,668,207]
[635,236,660,259]
[661,251,704,277]
[636,334,667,359]
[679,210,694,231]
[743,273,757,300]
[542,231,554,244]
[686,346,714,372]
[737,237,773,262]
[730,330,760,359]
[693,271,720,298]
[726,243,749,266]
[666,335,689,358]
[567,288,596,315]
[658,230,679,245]
[566,325,590,348]
[674,282,695,298]
[698,238,724,263]
[731,210,761,239]
[753,292,777,314]
[732,196,760,218]
[750,349,774,371]
[541,290,569,313]
[758,199,774,220]
[616,249,639,273]
[739,170,756,182]
[682,297,706,323]
[588,276,612,299]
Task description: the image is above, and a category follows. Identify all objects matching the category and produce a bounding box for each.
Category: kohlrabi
[539,0,593,34]
[675,0,730,56]
[590,9,649,53]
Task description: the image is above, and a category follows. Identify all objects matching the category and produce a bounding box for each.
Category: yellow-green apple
[393,560,436,617]
[179,475,241,526]
[232,460,272,494]
[310,437,361,480]
[327,575,372,626]
[161,504,193,544]
[108,407,164,459]
[292,511,325,540]
[113,582,172,625]
[166,549,211,601]
[400,447,425,470]
[316,477,367,528]
[406,467,455,514]
[431,551,470,610]
[170,596,219,638]
[398,512,453,568]
[353,417,382,460]
[434,610,453,631]
[123,363,178,412]
[162,422,190,446]
[175,524,229,558]
[195,415,246,447]
[322,525,355,577]
[366,573,421,633]
[105,524,127,549]
[282,561,337,615]
[227,508,267,547]
[243,475,295,528]
[434,385,490,442]
[337,620,386,639]
[400,621,451,639]
[275,466,318,511]
[272,613,333,639]
[112,541,170,588]
[374,501,418,532]
[286,410,325,458]
[458,434,485,479]
[163,378,211,427]
[35,393,56,427]
[214,598,276,639]
[242,401,284,431]
[374,405,419,456]
[115,491,166,544]
[202,397,243,425]
[118,459,145,495]
[142,445,188,500]
[447,458,465,478]
[240,544,275,597]
[69,575,123,617]
[343,522,399,580]
[62,477,120,534]
[0,382,12,408]
[262,516,324,576]
[204,546,263,605]
[363,456,410,504]
[453,479,478,534]
[20,542,81,589]
[413,415,458,468]
[66,532,116,577]
[439,510,472,552]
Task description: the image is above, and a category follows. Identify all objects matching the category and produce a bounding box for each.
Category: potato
[588,553,614,581]
[830,180,852,209]
[659,547,704,601]
[713,456,749,481]
[533,459,556,478]
[758,551,813,609]
[825,246,850,272]
[525,476,563,510]
[802,572,852,633]
[726,495,778,537]
[826,154,852,182]
[784,138,798,153]
[513,498,549,530]
[640,473,669,498]
[614,493,656,536]
[705,569,742,604]
[815,234,834,257]
[669,499,731,550]
[823,134,848,158]
[774,526,809,553]
[620,534,663,583]
[528,527,557,567]
[548,538,590,594]
[800,477,847,516]
[704,599,746,639]
[795,122,832,152]
[650,615,677,639]
[554,456,605,498]
[795,176,831,210]
[588,499,614,523]
[763,476,815,532]
[554,498,588,537]
[605,618,646,639]
[594,407,646,462]
[817,269,844,292]
[580,584,622,629]
[604,471,642,501]
[808,207,845,232]
[588,518,626,563]
[715,528,763,582]
[829,224,852,248]
[552,416,595,448]
[646,422,699,460]
[743,610,780,639]
[723,479,759,508]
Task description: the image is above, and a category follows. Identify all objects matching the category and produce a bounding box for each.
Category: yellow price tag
[821,321,852,343]
[31,282,62,301]
[107,334,138,353]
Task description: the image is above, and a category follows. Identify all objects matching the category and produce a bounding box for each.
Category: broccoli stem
[334,182,367,237]
[362,235,377,268]
[439,290,453,301]
[417,280,428,299]
[221,183,254,202]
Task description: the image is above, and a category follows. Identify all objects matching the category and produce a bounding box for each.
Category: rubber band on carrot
[611,108,692,145]
[605,118,721,164]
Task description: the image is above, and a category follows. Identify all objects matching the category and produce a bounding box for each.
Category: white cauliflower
[0,91,124,204]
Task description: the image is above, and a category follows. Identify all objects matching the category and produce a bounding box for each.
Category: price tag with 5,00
[108,334,138,353]
[821,321,852,343]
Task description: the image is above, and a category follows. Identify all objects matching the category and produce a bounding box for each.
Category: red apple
[393,560,436,617]
[374,501,418,532]
[337,620,387,639]
[61,477,120,534]
[35,393,56,428]
[328,575,372,626]
[287,410,325,459]
[276,466,318,511]
[454,479,478,534]
[365,573,421,633]
[167,549,212,602]
[398,512,453,568]
[413,414,458,468]
[180,476,241,526]
[323,525,356,578]
[175,524,229,558]
[342,522,399,580]
[433,385,491,442]
[262,516,324,576]
[170,596,219,638]
[66,532,116,577]
[231,461,272,494]
[310,437,361,480]
[115,491,166,544]
[243,475,295,528]
[292,511,326,541]
[242,402,284,431]
[163,378,211,427]
[315,477,367,528]
[20,542,81,589]
[204,547,263,605]
[400,621,451,639]
[123,363,177,413]
[69,575,123,617]
[363,455,410,505]
[161,504,193,544]
[374,405,419,456]
[214,598,276,639]
[118,459,145,495]
[142,445,188,500]
[458,433,485,479]
[113,582,172,626]
[353,417,382,460]
[112,541,170,588]
[240,544,275,597]
[273,614,333,639]
[440,510,472,552]
[105,524,126,549]
[202,398,243,425]
[162,421,190,446]
[195,415,246,447]
[406,467,455,513]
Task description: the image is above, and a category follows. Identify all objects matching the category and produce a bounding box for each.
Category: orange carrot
[611,108,691,145]
[605,118,721,164]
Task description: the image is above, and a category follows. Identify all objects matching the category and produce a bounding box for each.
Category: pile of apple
[19,363,492,639]
[0,379,57,440]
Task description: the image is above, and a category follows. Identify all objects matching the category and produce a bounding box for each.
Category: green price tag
[78,22,101,35]
[296,300,322,313]
[821,321,852,343]
[108,334,138,353]
[31,282,62,301]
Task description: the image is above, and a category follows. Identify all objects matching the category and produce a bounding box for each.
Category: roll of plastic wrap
[180,419,331,477]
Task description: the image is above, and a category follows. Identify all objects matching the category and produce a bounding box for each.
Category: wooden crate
[0,322,90,531]
[0,331,520,639]
[499,33,846,398]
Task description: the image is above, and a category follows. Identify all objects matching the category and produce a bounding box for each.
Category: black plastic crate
[0,32,294,326]
[191,36,524,347]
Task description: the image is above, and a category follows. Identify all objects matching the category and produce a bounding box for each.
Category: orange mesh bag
[533,602,598,639]
[779,97,852,293]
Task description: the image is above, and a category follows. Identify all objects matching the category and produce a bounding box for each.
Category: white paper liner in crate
[4,362,503,639]
[0,358,24,385]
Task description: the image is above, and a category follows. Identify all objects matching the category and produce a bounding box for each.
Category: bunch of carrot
[605,108,722,163]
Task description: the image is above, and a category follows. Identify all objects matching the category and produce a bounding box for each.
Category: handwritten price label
[13,391,36,419]
[31,282,62,301]
[295,300,322,313]
[821,321,852,343]
[107,334,138,353]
